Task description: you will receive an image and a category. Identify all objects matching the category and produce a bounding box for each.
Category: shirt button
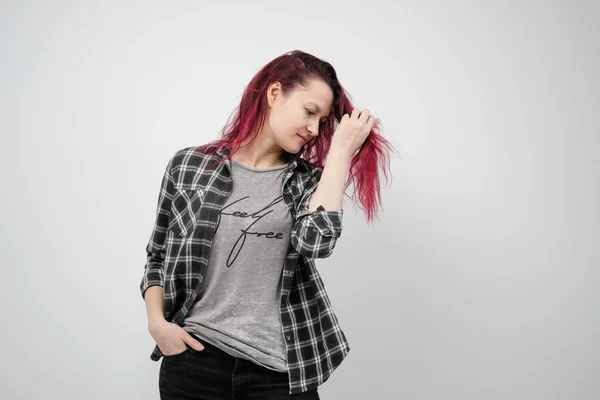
[286,335,291,341]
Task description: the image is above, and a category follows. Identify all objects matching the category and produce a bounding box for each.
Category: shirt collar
[215,145,305,173]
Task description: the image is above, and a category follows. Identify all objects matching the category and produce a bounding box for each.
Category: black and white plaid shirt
[140,144,350,394]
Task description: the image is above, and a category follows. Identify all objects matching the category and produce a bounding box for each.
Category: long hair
[201,50,397,223]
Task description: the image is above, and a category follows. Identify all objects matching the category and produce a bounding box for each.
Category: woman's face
[265,78,334,154]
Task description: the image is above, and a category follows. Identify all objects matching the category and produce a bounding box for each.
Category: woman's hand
[330,108,375,159]
[148,318,205,355]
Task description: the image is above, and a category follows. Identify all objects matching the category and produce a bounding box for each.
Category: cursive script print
[216,195,286,268]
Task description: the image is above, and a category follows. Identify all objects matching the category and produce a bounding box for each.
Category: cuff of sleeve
[140,268,165,300]
[141,283,162,300]
[297,206,343,238]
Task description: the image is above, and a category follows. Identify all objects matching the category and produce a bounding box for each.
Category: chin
[279,140,303,154]
[282,146,301,155]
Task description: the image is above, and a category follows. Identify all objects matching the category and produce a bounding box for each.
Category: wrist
[326,148,351,166]
[148,315,166,329]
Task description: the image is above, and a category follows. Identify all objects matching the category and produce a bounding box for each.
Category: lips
[297,133,308,142]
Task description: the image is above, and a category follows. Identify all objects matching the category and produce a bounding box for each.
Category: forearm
[144,286,166,326]
[308,150,351,212]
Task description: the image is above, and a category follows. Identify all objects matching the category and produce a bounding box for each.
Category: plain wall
[1,0,598,399]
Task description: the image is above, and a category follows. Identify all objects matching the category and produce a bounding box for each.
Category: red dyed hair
[201,50,397,223]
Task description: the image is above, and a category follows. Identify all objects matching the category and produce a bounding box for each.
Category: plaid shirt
[140,144,350,394]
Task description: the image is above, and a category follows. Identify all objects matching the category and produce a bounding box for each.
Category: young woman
[141,50,395,399]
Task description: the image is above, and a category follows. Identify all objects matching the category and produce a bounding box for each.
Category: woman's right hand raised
[148,318,205,356]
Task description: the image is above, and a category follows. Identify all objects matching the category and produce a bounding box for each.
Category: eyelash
[306,109,327,124]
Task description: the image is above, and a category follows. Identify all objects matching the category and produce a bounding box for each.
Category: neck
[231,131,287,168]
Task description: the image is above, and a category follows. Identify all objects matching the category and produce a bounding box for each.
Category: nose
[307,121,319,137]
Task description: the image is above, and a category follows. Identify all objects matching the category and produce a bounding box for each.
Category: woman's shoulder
[168,142,222,166]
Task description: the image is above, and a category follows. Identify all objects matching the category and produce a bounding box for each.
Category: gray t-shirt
[182,158,293,371]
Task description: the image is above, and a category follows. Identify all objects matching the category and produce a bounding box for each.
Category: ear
[267,81,281,107]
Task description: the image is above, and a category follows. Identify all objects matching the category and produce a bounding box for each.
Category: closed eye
[306,109,328,124]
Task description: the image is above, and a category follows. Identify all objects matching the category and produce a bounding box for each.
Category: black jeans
[159,333,320,399]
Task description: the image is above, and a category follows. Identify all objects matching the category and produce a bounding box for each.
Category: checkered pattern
[140,144,350,394]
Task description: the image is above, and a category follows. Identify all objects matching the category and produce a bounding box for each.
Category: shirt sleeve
[290,167,344,259]
[140,155,175,299]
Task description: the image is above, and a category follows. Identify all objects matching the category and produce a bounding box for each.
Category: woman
[141,50,395,399]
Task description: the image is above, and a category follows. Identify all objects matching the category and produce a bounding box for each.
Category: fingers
[182,331,205,351]
[359,108,370,121]
[342,109,375,132]
[367,115,375,131]
[348,108,372,122]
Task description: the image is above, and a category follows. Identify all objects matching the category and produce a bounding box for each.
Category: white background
[1,1,599,399]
